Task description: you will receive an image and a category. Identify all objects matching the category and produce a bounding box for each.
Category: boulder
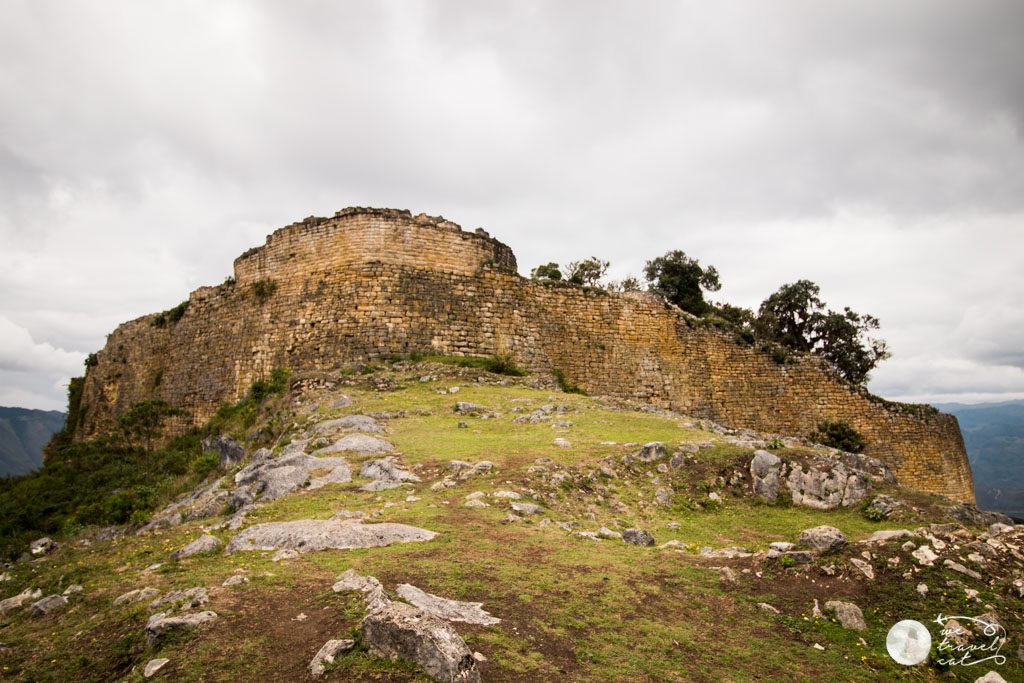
[799,526,848,554]
[333,569,391,612]
[309,639,355,677]
[749,450,782,501]
[454,402,485,415]
[867,529,912,543]
[637,442,666,463]
[865,495,901,519]
[975,671,1007,683]
[0,587,42,614]
[396,584,500,625]
[29,537,59,556]
[912,545,939,566]
[622,529,655,547]
[201,435,246,469]
[787,463,868,510]
[149,587,209,612]
[316,434,394,455]
[113,587,159,607]
[145,610,218,646]
[144,658,170,678]
[510,502,544,516]
[824,600,866,631]
[171,534,222,560]
[360,457,420,484]
[228,520,437,554]
[360,602,480,683]
[29,595,67,618]
[311,415,381,434]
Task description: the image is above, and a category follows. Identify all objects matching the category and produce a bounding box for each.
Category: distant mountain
[0,407,66,477]
[936,400,1024,519]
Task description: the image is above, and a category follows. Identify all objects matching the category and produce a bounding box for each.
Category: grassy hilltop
[0,360,1020,682]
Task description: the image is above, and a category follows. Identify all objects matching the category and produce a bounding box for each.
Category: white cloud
[1,1,1022,410]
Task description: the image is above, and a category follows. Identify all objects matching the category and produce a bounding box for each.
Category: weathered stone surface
[787,463,868,510]
[62,584,83,596]
[149,587,209,612]
[799,526,848,554]
[311,415,381,434]
[510,502,544,516]
[145,610,218,646]
[637,442,666,463]
[113,587,159,607]
[360,457,420,485]
[396,584,500,625]
[0,588,42,614]
[750,450,781,501]
[201,434,246,469]
[824,600,867,631]
[309,639,355,677]
[361,602,480,683]
[333,569,391,612]
[227,520,437,553]
[622,529,655,547]
[912,545,939,566]
[948,504,1012,528]
[144,658,170,678]
[222,575,248,587]
[316,434,394,455]
[29,595,67,618]
[700,546,753,559]
[867,529,912,543]
[171,534,222,560]
[974,671,1007,683]
[29,537,58,556]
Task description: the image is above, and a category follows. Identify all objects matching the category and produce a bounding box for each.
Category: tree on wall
[530,262,563,281]
[643,250,721,315]
[755,280,890,384]
[566,257,610,287]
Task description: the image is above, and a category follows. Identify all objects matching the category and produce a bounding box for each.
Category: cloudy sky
[2,1,1022,411]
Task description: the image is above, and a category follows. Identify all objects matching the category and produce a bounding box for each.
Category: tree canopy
[643,250,721,315]
[755,280,890,384]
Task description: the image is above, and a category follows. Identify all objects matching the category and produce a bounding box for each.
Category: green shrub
[481,354,526,376]
[252,278,278,304]
[812,420,866,453]
[553,368,585,395]
[151,301,189,328]
[191,452,220,479]
[780,555,796,568]
[766,437,784,450]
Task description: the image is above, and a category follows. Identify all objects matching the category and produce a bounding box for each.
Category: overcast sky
[1,1,1022,411]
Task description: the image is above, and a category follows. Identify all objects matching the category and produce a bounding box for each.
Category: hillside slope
[0,407,65,477]
[0,363,1018,682]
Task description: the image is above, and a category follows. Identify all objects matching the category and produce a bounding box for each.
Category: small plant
[812,420,866,453]
[766,437,784,450]
[151,300,189,328]
[863,503,886,522]
[780,554,796,569]
[252,278,278,304]
[222,275,236,286]
[552,368,585,395]
[84,352,99,368]
[482,354,526,376]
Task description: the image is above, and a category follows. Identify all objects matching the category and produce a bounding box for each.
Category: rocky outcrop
[171,534,221,560]
[145,610,218,646]
[799,526,848,554]
[749,450,891,510]
[396,584,500,626]
[361,602,480,683]
[227,519,437,554]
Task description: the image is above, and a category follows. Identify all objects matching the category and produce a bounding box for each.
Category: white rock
[144,658,169,678]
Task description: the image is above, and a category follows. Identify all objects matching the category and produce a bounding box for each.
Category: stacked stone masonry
[75,208,975,502]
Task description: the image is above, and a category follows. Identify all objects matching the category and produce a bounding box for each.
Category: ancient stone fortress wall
[75,208,975,502]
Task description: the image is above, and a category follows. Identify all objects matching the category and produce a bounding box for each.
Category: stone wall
[75,208,975,502]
